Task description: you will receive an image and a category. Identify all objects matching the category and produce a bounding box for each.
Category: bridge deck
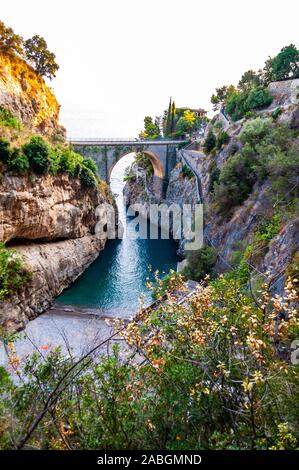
[68,138,187,146]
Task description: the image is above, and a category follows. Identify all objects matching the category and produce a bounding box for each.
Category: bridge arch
[107,149,164,181]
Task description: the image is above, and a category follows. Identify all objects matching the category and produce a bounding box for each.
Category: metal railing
[68,138,189,145]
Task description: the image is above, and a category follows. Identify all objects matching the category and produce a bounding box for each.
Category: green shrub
[0,139,11,162]
[79,166,97,187]
[23,137,51,174]
[0,107,21,130]
[7,148,29,173]
[73,163,81,177]
[229,142,239,156]
[272,107,283,120]
[56,148,84,176]
[203,129,216,154]
[123,171,136,182]
[245,111,255,119]
[245,86,273,111]
[209,166,221,193]
[255,213,281,242]
[216,131,230,149]
[183,246,217,281]
[0,271,298,450]
[225,87,273,121]
[0,244,32,300]
[239,117,273,147]
[214,120,223,131]
[182,164,194,179]
[266,146,299,202]
[82,157,97,175]
[213,153,256,215]
[135,151,154,177]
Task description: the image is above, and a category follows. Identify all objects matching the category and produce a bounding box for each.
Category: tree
[0,20,23,55]
[210,85,236,111]
[270,44,299,81]
[22,136,51,174]
[176,110,197,136]
[262,44,299,83]
[203,129,217,154]
[238,70,261,92]
[24,35,59,80]
[170,100,176,134]
[139,116,160,140]
[165,97,172,136]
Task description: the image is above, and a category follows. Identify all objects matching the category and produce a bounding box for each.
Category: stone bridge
[69,138,187,188]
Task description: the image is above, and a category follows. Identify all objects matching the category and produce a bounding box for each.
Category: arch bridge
[68,138,187,188]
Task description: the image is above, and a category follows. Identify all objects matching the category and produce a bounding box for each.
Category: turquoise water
[57,154,178,317]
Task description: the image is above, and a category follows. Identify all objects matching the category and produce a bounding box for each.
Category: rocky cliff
[1,236,105,330]
[182,78,299,291]
[124,79,299,292]
[0,51,64,139]
[0,51,113,330]
[0,172,112,330]
[0,173,106,243]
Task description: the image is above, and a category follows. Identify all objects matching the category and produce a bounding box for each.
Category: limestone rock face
[166,162,198,208]
[268,78,299,108]
[0,173,113,330]
[0,173,106,243]
[0,52,64,137]
[0,236,105,330]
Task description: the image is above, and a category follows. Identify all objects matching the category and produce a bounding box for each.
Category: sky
[1,0,298,138]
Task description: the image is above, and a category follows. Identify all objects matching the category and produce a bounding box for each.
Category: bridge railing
[68,138,189,145]
[68,138,139,143]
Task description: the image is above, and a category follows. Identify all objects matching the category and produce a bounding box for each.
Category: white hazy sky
[1,0,298,137]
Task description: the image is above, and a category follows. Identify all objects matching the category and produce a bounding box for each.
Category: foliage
[213,152,256,215]
[208,163,221,193]
[263,44,299,83]
[0,107,21,130]
[7,148,29,173]
[213,119,298,216]
[135,151,154,177]
[0,20,59,81]
[225,86,272,121]
[210,85,236,111]
[82,157,97,175]
[24,35,59,80]
[254,213,281,242]
[1,273,298,449]
[238,70,261,92]
[239,117,273,147]
[0,244,32,301]
[183,246,217,281]
[175,110,197,136]
[0,136,101,188]
[272,107,283,120]
[211,45,299,118]
[79,166,97,188]
[22,136,51,174]
[286,252,299,293]
[216,131,230,149]
[203,129,217,154]
[0,20,23,55]
[182,164,194,179]
[139,116,161,140]
[0,139,11,162]
[151,270,182,300]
